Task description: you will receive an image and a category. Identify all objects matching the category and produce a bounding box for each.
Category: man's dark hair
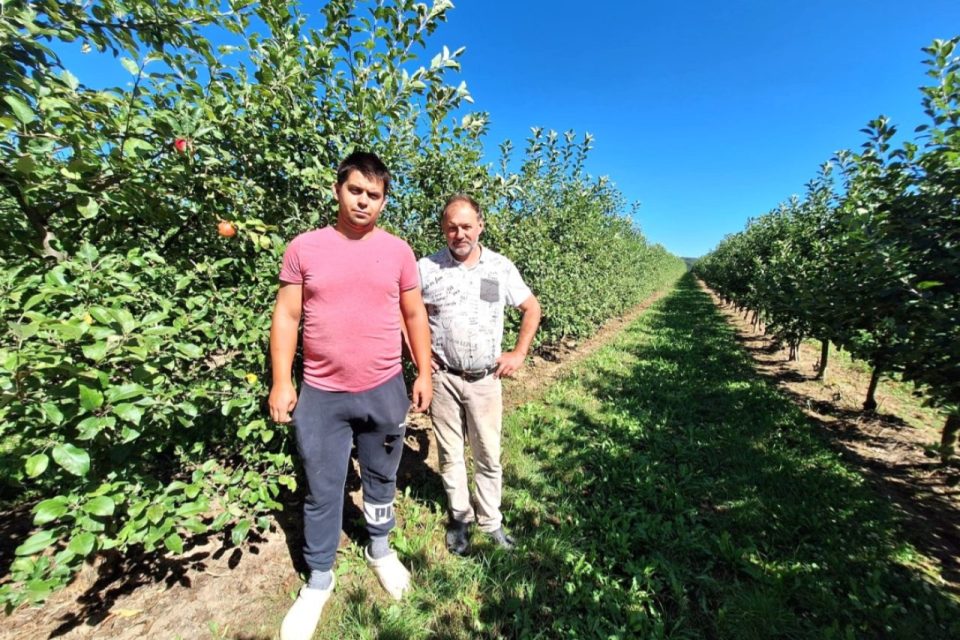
[336,151,391,195]
[441,193,483,223]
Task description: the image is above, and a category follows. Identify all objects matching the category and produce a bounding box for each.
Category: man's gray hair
[441,193,483,222]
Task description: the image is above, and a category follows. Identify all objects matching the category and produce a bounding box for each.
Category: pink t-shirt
[279,226,419,392]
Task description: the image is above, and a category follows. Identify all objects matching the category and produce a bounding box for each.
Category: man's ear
[331,181,340,202]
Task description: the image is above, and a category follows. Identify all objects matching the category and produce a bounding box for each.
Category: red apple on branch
[218,220,236,237]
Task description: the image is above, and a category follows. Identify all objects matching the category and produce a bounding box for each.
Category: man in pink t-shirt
[269,152,432,640]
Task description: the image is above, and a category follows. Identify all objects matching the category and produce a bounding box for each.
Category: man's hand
[399,286,433,411]
[269,382,298,423]
[410,373,432,412]
[497,294,541,379]
[495,350,526,378]
[269,283,302,423]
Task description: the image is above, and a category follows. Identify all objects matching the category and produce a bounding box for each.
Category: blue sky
[420,0,960,256]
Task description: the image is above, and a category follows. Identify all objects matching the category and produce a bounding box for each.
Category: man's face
[442,200,484,261]
[333,170,387,233]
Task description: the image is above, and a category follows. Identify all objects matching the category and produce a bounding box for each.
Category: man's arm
[495,294,542,378]
[268,283,303,423]
[399,286,433,412]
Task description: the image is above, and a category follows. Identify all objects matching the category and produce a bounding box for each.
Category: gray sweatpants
[291,374,409,572]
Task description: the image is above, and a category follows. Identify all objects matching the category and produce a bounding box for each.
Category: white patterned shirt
[418,246,533,371]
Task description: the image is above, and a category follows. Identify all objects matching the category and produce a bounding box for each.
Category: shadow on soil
[462,274,960,639]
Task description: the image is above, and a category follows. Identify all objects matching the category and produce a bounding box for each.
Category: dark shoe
[445,520,471,556]
[487,527,515,550]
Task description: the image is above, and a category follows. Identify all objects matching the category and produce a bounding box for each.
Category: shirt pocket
[479,277,500,303]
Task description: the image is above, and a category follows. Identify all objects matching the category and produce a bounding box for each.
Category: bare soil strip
[702,280,960,596]
[2,288,671,640]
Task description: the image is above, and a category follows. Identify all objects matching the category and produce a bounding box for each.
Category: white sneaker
[365,548,411,600]
[280,574,335,640]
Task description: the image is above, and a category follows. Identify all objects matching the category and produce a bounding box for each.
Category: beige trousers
[430,370,503,532]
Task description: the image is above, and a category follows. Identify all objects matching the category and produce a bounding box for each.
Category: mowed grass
[310,273,959,639]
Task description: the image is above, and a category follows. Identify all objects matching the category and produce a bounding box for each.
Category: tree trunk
[941,413,960,464]
[815,339,829,380]
[863,366,882,412]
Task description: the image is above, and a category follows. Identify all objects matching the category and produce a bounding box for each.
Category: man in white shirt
[418,194,541,554]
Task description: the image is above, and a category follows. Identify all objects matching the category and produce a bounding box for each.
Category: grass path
[313,273,959,639]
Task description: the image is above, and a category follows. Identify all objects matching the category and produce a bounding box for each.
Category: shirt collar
[444,244,485,268]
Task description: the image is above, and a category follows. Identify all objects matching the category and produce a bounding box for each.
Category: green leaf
[177,343,204,359]
[52,443,90,477]
[278,475,297,492]
[113,403,144,425]
[916,280,944,290]
[25,453,49,478]
[67,532,96,557]
[146,504,165,524]
[15,529,56,556]
[4,95,35,124]
[79,384,104,411]
[88,307,114,325]
[122,137,152,156]
[82,341,109,362]
[164,532,184,555]
[15,155,36,175]
[51,320,86,341]
[83,496,115,517]
[39,96,72,113]
[76,416,114,440]
[120,57,140,76]
[105,383,147,403]
[77,197,100,219]
[231,519,251,546]
[33,498,68,525]
[210,512,231,531]
[175,500,208,517]
[41,403,64,425]
[25,579,55,604]
[60,69,79,90]
[181,518,207,534]
[8,321,38,341]
[76,242,100,263]
[114,309,136,334]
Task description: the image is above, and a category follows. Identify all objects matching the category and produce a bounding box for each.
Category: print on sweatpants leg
[356,373,410,537]
[364,501,395,526]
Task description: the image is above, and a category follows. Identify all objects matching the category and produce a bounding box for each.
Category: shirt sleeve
[399,243,419,291]
[278,234,303,284]
[503,259,533,307]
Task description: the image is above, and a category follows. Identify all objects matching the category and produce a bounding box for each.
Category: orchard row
[695,38,959,462]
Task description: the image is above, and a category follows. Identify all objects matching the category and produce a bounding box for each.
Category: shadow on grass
[462,273,959,639]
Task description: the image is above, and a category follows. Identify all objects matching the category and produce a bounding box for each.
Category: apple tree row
[695,38,959,463]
